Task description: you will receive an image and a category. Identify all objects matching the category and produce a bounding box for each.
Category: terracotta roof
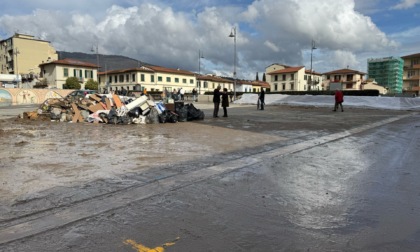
[147,65,195,76]
[305,70,322,76]
[100,66,154,75]
[251,81,270,88]
[197,75,233,83]
[322,68,366,75]
[401,53,420,59]
[39,58,98,68]
[267,66,304,75]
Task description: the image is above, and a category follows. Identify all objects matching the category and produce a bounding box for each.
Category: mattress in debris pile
[21,93,205,124]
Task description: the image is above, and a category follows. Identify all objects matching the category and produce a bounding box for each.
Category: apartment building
[367,56,403,94]
[39,58,98,89]
[265,64,309,91]
[322,68,366,91]
[401,53,420,96]
[99,65,197,93]
[0,33,58,87]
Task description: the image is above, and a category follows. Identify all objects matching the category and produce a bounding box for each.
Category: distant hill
[57,51,154,72]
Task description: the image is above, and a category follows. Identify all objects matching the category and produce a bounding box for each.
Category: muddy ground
[0,103,419,251]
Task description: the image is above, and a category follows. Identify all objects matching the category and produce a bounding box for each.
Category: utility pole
[14,48,20,88]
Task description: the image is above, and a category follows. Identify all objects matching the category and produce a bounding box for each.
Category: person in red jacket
[333,90,344,112]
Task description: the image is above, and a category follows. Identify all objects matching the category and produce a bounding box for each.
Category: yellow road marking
[124,237,180,252]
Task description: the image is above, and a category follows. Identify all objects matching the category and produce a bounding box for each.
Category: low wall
[0,88,74,106]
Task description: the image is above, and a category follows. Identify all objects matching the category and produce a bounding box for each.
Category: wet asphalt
[0,102,420,251]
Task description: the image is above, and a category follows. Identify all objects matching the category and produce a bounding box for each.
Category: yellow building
[39,58,98,89]
[99,65,198,93]
[401,53,420,96]
[0,33,58,86]
[197,74,233,94]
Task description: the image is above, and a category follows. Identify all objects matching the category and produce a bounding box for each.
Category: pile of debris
[22,93,205,124]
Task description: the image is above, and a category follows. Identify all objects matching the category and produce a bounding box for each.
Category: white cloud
[391,0,420,10]
[264,40,280,52]
[0,0,404,78]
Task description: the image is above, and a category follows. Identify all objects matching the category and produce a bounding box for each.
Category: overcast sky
[1,0,419,80]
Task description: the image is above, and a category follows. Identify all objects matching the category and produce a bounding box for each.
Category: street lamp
[310,40,317,91]
[91,43,100,92]
[229,27,237,100]
[198,50,204,94]
[14,48,20,88]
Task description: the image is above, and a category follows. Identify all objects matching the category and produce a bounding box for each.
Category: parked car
[65,90,98,99]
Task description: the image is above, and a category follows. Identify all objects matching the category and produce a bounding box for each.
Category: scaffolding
[367,56,403,93]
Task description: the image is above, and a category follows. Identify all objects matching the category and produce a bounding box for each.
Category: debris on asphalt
[21,93,205,124]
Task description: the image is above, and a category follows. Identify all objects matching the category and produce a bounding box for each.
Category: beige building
[99,65,197,93]
[361,79,388,95]
[39,58,98,89]
[266,64,311,91]
[401,53,420,96]
[322,68,366,91]
[0,33,58,87]
[197,74,233,93]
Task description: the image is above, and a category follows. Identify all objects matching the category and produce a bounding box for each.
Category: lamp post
[14,48,20,88]
[198,50,204,94]
[91,43,100,92]
[310,40,317,91]
[229,27,237,100]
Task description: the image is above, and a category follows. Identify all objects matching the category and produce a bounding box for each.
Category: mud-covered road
[1,103,420,251]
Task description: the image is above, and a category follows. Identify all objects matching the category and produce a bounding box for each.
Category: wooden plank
[89,94,102,102]
[71,103,83,123]
[112,94,123,108]
[88,103,104,113]
[105,98,112,110]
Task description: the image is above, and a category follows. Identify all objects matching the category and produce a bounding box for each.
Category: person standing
[192,88,198,102]
[221,88,230,117]
[333,90,344,112]
[213,86,221,118]
[259,88,265,110]
[179,87,185,100]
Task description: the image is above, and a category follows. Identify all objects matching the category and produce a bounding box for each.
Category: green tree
[262,73,266,82]
[256,72,259,81]
[85,79,98,90]
[63,77,81,89]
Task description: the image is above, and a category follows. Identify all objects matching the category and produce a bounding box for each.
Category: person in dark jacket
[221,88,230,117]
[333,90,344,112]
[213,86,221,118]
[259,88,265,110]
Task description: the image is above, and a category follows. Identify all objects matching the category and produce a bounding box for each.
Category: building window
[109,76,112,83]
[132,74,136,82]
[183,78,187,83]
[166,77,171,82]
[291,74,294,80]
[63,68,68,77]
[304,75,307,80]
[158,76,162,82]
[119,75,124,82]
[282,75,286,81]
[282,83,286,90]
[126,74,129,82]
[151,75,155,82]
[141,74,145,82]
[290,83,294,90]
[114,76,118,83]
[274,75,278,81]
[327,75,330,80]
[190,79,194,84]
[274,84,278,91]
[175,78,179,83]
